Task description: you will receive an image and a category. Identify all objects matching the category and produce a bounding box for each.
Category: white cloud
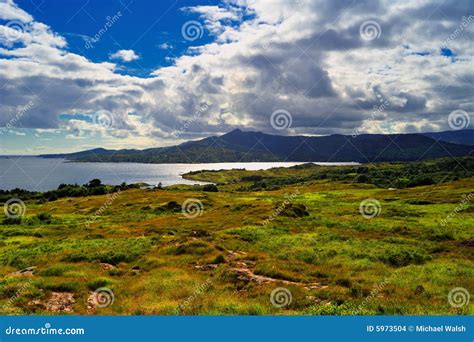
[158,42,172,50]
[109,49,140,62]
[0,0,472,152]
[0,0,32,22]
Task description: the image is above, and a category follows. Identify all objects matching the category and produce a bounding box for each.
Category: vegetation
[184,157,474,190]
[0,158,472,315]
[0,180,146,204]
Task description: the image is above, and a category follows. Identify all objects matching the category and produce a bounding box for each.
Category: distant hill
[422,129,474,146]
[39,129,473,163]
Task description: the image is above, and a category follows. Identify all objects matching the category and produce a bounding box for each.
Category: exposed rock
[414,285,425,295]
[281,203,310,218]
[31,292,74,313]
[100,263,114,271]
[194,264,218,271]
[231,266,326,290]
[10,266,37,277]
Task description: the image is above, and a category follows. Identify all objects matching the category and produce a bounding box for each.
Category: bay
[0,157,358,192]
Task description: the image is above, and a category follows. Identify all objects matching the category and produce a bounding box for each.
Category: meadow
[0,159,472,315]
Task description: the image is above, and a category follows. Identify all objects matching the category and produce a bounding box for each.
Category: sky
[0,0,473,154]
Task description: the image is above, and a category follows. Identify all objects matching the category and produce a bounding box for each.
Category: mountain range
[40,129,474,163]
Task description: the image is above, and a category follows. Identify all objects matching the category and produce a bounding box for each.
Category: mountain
[39,129,473,163]
[422,129,474,146]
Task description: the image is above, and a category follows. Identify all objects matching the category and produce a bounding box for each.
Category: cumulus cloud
[0,0,472,150]
[109,49,140,62]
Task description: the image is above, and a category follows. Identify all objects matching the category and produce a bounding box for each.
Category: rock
[10,266,37,277]
[414,285,425,295]
[31,292,75,313]
[194,264,218,271]
[100,263,114,271]
[281,203,310,218]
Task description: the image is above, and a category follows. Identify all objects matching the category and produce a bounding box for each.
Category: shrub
[202,184,218,192]
[87,278,111,290]
[212,254,226,264]
[36,212,52,224]
[379,249,429,267]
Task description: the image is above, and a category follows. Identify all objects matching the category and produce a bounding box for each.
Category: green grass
[0,159,472,315]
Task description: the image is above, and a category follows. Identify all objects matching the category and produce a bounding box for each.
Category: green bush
[36,212,52,224]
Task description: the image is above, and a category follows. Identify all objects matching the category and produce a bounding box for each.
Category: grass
[0,160,472,315]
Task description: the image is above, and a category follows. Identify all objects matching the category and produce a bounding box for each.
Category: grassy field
[0,160,472,315]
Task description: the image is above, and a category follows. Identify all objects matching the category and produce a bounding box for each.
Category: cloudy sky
[0,0,472,154]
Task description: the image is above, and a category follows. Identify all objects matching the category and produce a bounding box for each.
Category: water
[0,157,358,192]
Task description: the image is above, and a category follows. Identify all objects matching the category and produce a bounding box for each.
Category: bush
[379,249,429,267]
[407,176,435,187]
[202,184,218,192]
[36,212,52,224]
[212,254,226,264]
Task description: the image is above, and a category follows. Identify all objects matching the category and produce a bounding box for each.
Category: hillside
[0,159,472,315]
[40,129,473,163]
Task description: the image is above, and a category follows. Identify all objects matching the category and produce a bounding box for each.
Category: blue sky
[15,0,218,77]
[0,0,472,154]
